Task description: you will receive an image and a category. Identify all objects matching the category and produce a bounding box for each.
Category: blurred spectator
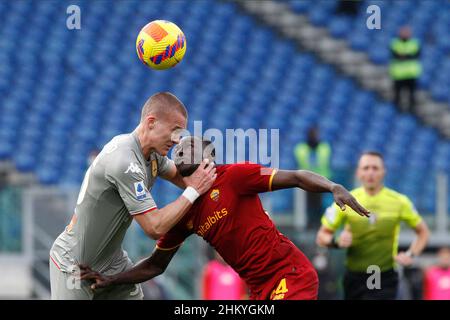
[294,127,332,228]
[201,251,247,300]
[389,26,422,113]
[423,247,450,300]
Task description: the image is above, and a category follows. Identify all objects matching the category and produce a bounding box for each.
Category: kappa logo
[129,284,141,297]
[125,162,143,174]
[210,189,220,202]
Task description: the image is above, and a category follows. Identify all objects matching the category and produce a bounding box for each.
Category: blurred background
[0,0,449,299]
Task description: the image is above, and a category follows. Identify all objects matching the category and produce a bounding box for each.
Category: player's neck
[134,126,155,160]
[364,185,384,196]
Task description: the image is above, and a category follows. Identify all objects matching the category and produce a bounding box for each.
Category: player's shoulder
[349,187,365,197]
[382,187,410,203]
[382,187,402,197]
[214,163,233,176]
[221,162,267,175]
[110,133,139,153]
[103,134,144,176]
[226,162,262,169]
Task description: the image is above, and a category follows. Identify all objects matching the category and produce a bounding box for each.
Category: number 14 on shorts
[270,278,288,300]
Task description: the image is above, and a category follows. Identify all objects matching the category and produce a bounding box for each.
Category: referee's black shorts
[343,268,398,300]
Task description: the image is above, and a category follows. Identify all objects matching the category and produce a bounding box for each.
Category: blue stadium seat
[0,0,448,216]
[284,0,450,96]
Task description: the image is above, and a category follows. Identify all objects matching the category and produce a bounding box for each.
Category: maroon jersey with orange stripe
[156,163,310,292]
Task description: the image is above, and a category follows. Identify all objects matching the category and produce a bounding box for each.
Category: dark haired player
[80,136,370,300]
[316,151,429,299]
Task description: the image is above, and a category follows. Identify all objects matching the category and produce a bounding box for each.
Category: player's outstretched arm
[135,159,216,239]
[272,170,370,217]
[395,221,429,266]
[79,247,178,290]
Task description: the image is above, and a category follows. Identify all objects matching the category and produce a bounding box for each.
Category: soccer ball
[136,20,187,70]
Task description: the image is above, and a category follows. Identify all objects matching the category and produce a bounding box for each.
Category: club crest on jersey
[369,212,377,224]
[210,189,220,202]
[125,162,143,175]
[134,181,147,200]
[151,159,158,177]
[186,220,193,230]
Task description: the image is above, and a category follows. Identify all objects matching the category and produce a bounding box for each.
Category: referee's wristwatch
[405,250,416,258]
[329,236,340,249]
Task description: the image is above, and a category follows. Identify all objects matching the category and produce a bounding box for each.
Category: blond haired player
[49,92,216,299]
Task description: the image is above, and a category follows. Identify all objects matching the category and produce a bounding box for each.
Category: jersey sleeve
[227,163,277,195]
[105,157,157,216]
[156,223,191,251]
[157,154,175,177]
[321,203,347,231]
[400,196,422,228]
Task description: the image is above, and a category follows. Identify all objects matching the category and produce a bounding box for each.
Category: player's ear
[146,115,157,130]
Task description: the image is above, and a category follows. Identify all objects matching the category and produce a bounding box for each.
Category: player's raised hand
[78,264,113,290]
[331,184,371,217]
[182,159,217,195]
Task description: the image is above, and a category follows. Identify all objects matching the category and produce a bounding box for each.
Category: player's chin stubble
[176,163,200,177]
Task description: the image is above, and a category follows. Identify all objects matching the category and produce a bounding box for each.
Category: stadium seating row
[0,0,449,214]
